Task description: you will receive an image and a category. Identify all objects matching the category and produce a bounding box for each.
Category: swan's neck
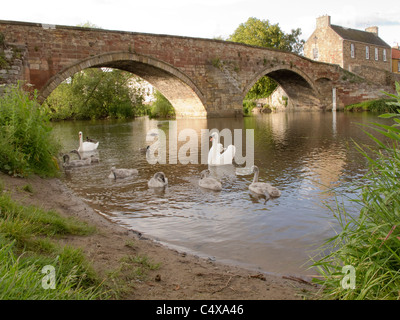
[79,135,83,149]
[63,154,70,164]
[253,169,259,183]
[211,135,219,153]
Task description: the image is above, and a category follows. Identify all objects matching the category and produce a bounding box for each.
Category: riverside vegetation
[311,82,400,299]
[43,68,174,120]
[0,85,160,299]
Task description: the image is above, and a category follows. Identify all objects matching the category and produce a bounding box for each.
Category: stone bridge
[0,20,398,118]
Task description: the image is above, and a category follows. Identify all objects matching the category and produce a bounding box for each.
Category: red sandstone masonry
[0,20,399,117]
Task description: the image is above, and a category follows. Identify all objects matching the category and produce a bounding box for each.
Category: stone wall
[304,16,343,67]
[304,15,392,73]
[343,40,391,73]
[0,20,398,117]
[0,31,28,90]
[254,86,294,112]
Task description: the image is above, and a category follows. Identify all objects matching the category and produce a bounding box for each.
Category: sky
[1,0,399,47]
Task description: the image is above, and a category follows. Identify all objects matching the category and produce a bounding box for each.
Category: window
[375,48,379,60]
[398,63,400,72]
[383,49,387,61]
[313,47,319,60]
[350,43,355,58]
[366,46,370,59]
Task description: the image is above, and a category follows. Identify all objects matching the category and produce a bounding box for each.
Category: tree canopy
[43,68,148,120]
[228,17,305,101]
[228,17,305,54]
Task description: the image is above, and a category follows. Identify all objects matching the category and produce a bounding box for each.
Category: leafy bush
[345,98,397,113]
[0,84,61,177]
[148,91,175,118]
[243,100,257,115]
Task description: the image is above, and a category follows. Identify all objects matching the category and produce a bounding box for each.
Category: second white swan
[208,132,236,166]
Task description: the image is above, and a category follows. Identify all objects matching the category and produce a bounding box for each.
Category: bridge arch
[39,52,208,118]
[244,66,324,108]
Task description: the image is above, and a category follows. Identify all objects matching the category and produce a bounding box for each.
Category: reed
[311,82,400,300]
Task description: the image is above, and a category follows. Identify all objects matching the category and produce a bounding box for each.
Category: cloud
[354,17,400,28]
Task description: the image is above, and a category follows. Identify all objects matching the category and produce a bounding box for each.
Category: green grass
[311,82,400,300]
[0,182,109,299]
[106,253,161,298]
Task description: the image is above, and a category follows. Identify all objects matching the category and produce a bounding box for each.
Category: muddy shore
[0,172,319,300]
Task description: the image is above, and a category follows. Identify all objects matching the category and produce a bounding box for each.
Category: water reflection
[51,111,390,276]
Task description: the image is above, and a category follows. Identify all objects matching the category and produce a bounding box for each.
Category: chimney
[316,15,331,28]
[365,26,378,36]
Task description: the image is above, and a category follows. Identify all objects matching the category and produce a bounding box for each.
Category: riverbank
[0,172,319,300]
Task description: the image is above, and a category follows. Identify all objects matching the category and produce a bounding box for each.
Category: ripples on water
[52,111,389,276]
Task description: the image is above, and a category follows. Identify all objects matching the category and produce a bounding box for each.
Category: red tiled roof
[393,48,400,60]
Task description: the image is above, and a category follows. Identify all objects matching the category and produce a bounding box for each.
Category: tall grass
[0,241,104,299]
[0,84,61,177]
[311,82,400,300]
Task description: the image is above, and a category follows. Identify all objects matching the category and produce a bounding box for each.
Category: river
[51,111,390,277]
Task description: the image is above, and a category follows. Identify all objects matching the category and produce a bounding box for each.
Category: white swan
[108,166,138,179]
[62,154,91,168]
[198,169,222,191]
[148,172,168,188]
[208,132,236,166]
[249,165,281,198]
[78,131,99,152]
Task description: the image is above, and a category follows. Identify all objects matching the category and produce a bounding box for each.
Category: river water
[51,111,389,277]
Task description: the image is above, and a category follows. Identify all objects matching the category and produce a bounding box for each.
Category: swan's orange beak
[210,137,213,141]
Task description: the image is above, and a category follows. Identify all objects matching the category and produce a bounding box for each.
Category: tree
[228,17,305,54]
[44,68,148,120]
[229,17,305,100]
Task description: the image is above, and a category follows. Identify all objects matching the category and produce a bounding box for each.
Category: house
[304,15,392,73]
[392,45,400,74]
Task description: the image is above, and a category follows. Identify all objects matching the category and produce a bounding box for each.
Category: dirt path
[0,173,319,300]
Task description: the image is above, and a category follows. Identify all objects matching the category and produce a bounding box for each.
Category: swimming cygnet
[198,169,222,191]
[148,172,168,188]
[108,166,138,179]
[249,165,281,198]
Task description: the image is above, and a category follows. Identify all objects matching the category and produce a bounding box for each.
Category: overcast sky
[1,0,399,46]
